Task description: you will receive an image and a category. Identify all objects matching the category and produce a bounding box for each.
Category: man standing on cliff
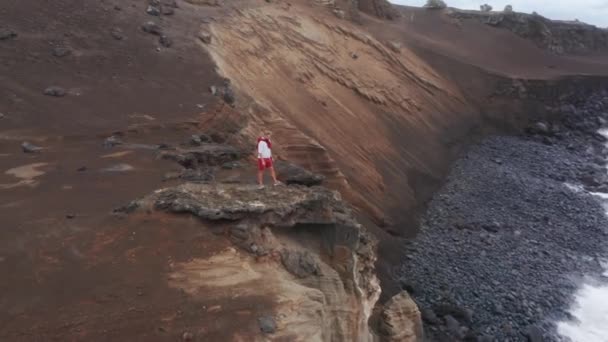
[257,131,280,189]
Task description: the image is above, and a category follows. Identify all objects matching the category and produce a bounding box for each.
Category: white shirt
[257,140,272,159]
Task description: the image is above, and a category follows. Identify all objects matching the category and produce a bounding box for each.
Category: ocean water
[557,129,608,342]
[557,281,608,342]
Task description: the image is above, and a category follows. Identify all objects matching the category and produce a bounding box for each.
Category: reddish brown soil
[2,0,608,340]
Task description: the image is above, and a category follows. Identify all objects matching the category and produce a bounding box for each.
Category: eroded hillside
[202,2,474,233]
[2,0,608,341]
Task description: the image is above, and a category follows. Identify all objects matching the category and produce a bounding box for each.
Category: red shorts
[258,158,273,171]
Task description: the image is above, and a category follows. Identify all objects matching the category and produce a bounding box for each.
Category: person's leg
[257,159,265,187]
[270,166,278,184]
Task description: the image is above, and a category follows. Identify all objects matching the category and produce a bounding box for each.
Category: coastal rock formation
[447,9,608,54]
[127,183,381,341]
[378,291,423,341]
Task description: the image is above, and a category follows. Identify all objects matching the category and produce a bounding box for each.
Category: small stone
[52,47,71,57]
[146,5,161,16]
[44,86,67,97]
[77,166,87,172]
[21,142,42,153]
[209,85,217,95]
[524,325,543,342]
[114,5,122,10]
[421,308,440,325]
[111,28,125,40]
[482,221,501,233]
[191,135,203,146]
[198,30,212,44]
[387,41,401,53]
[181,331,194,341]
[102,163,134,172]
[258,316,276,334]
[159,35,172,47]
[0,113,5,119]
[142,21,162,35]
[66,214,76,219]
[0,29,17,41]
[103,135,123,148]
[222,86,235,105]
[332,8,346,19]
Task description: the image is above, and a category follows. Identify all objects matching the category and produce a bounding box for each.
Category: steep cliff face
[200,2,473,232]
[447,9,608,55]
[126,183,381,341]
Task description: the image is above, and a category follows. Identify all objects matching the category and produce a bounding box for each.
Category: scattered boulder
[190,135,203,146]
[21,142,43,153]
[481,221,502,233]
[280,249,320,278]
[142,21,162,35]
[378,291,423,342]
[43,86,67,97]
[258,316,276,334]
[146,5,161,16]
[0,28,17,41]
[198,30,212,44]
[274,161,325,186]
[52,47,71,57]
[159,35,173,47]
[387,41,401,53]
[533,122,550,135]
[420,307,440,325]
[222,85,235,105]
[198,134,212,143]
[103,135,123,148]
[333,8,346,19]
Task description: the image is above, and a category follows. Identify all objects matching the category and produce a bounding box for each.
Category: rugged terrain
[400,93,608,341]
[2,0,608,341]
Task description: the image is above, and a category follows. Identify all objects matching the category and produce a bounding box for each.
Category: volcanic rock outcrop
[124,183,381,341]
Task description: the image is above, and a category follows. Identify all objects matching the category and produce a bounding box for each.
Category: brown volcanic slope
[2,0,608,340]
